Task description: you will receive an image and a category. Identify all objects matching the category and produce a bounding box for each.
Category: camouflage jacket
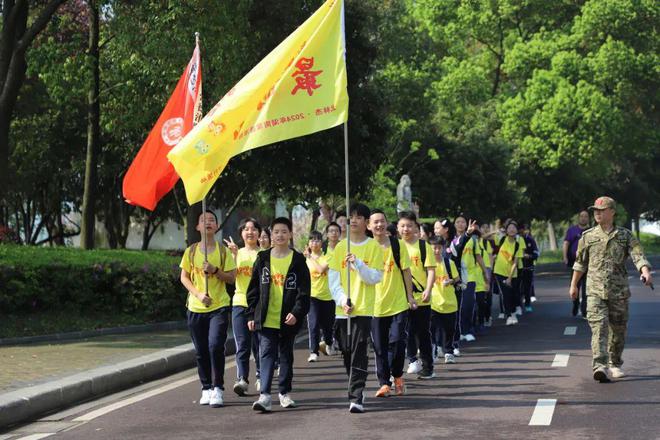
[573,225,651,299]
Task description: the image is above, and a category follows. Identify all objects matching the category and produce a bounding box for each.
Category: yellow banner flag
[167,0,348,204]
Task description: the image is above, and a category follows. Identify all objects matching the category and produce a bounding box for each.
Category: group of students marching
[179,204,540,414]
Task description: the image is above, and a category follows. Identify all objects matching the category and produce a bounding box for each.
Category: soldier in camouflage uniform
[570,196,653,383]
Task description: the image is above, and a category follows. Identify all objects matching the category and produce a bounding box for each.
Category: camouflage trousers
[586,295,629,371]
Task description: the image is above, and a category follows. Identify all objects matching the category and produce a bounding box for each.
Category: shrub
[0,245,186,321]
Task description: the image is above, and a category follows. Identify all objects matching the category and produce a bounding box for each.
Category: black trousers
[308,297,335,354]
[431,310,456,354]
[495,274,517,316]
[405,305,433,371]
[187,307,230,390]
[520,268,534,306]
[258,327,295,395]
[336,316,372,403]
[371,311,408,386]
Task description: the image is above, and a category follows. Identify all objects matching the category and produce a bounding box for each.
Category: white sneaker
[279,393,297,408]
[444,353,456,364]
[515,306,523,316]
[326,344,337,356]
[464,334,476,342]
[308,353,318,362]
[233,378,248,396]
[349,399,365,413]
[275,367,280,377]
[209,387,223,407]
[255,378,261,393]
[506,316,515,326]
[453,348,461,357]
[406,359,422,374]
[484,317,493,327]
[530,296,537,303]
[199,389,211,405]
[498,313,506,319]
[460,334,467,341]
[252,393,272,412]
[609,367,625,379]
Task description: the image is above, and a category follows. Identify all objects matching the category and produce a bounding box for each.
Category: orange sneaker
[393,377,406,396]
[375,384,391,398]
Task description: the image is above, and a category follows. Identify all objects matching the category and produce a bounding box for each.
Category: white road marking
[529,399,557,426]
[14,435,55,440]
[72,373,203,422]
[552,353,570,367]
[73,333,309,423]
[564,326,577,335]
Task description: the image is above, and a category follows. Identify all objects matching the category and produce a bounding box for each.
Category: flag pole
[344,121,351,340]
[194,31,210,303]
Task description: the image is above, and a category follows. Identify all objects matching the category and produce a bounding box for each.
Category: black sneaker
[418,369,436,380]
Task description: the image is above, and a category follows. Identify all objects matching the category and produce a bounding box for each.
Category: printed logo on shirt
[311,270,327,279]
[272,273,285,287]
[237,266,252,277]
[261,267,271,284]
[384,259,395,273]
[411,256,421,267]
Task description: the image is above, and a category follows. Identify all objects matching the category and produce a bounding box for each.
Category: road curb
[0,320,187,347]
[0,336,237,429]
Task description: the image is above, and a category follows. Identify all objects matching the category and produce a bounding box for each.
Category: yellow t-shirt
[460,236,481,283]
[481,239,493,268]
[329,238,384,317]
[307,255,331,301]
[404,240,436,306]
[232,247,259,307]
[180,243,236,313]
[374,240,411,318]
[494,236,523,278]
[264,252,293,329]
[431,258,459,314]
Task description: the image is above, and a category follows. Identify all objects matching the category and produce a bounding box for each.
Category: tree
[0,0,67,204]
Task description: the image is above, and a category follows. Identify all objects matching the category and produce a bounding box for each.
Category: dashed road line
[552,353,570,367]
[564,326,577,335]
[529,399,557,426]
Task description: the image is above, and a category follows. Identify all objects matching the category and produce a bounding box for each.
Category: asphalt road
[4,271,660,440]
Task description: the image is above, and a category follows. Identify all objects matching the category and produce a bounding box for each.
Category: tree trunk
[0,0,67,202]
[546,221,558,251]
[80,0,100,249]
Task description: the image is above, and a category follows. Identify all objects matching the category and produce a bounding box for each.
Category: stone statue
[396,174,413,214]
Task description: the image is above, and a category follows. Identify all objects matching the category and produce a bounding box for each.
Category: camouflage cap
[589,196,616,211]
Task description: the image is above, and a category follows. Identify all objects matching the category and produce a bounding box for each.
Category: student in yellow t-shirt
[479,223,497,326]
[224,218,262,396]
[369,209,415,398]
[493,219,524,325]
[305,230,336,362]
[328,203,384,414]
[323,221,341,259]
[398,211,436,379]
[429,236,460,364]
[179,210,237,408]
[247,217,310,413]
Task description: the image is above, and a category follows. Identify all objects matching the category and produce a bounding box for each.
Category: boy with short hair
[398,211,436,379]
[329,203,384,413]
[368,209,416,397]
[247,217,311,412]
[179,210,237,408]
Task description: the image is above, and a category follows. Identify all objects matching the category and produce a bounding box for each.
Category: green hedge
[0,245,186,321]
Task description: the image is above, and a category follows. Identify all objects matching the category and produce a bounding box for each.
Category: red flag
[122,42,202,210]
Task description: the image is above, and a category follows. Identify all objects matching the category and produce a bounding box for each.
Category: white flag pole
[194,31,210,303]
[344,122,351,341]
